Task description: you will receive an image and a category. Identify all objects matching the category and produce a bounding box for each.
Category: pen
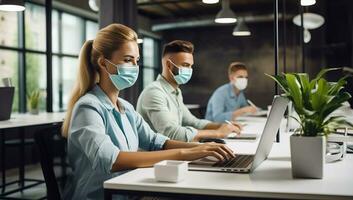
[247,100,257,108]
[225,120,247,127]
[225,120,243,133]
[226,120,244,127]
[225,120,232,125]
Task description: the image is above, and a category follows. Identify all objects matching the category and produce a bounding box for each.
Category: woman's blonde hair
[62,23,138,137]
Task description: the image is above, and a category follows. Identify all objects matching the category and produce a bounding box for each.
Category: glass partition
[280,0,353,106]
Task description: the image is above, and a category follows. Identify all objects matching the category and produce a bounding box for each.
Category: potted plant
[28,90,41,115]
[266,68,352,179]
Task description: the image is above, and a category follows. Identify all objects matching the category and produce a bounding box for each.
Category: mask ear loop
[168,59,179,76]
[104,59,121,75]
[92,45,117,76]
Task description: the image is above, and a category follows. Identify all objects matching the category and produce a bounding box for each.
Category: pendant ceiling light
[215,0,236,24]
[300,0,316,6]
[293,13,325,30]
[293,13,324,44]
[88,0,99,12]
[0,0,25,12]
[233,19,251,36]
[202,0,219,4]
[303,29,311,43]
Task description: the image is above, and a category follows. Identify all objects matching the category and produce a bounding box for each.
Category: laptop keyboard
[213,155,254,168]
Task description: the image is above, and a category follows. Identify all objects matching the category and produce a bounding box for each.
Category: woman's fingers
[194,143,236,161]
[204,144,235,160]
[208,151,224,161]
[209,146,230,160]
[220,145,235,158]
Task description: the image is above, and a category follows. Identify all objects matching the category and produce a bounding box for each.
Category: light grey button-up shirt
[137,75,210,142]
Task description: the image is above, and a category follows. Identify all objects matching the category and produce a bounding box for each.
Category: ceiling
[137,0,298,21]
[54,0,299,24]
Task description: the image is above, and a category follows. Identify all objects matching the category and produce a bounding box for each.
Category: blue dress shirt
[63,85,169,200]
[205,83,248,122]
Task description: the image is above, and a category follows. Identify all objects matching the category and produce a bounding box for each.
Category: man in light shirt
[205,62,257,122]
[137,40,241,142]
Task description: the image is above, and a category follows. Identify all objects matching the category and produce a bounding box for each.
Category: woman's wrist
[178,148,187,160]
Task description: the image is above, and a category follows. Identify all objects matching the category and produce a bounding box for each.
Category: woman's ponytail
[62,40,98,137]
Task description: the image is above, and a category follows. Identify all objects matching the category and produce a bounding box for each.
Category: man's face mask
[233,77,248,90]
[169,59,193,85]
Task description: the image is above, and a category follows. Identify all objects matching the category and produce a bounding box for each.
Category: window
[52,11,98,111]
[52,55,60,111]
[61,57,78,108]
[25,3,47,109]
[0,11,20,112]
[0,50,19,111]
[0,12,19,47]
[26,53,47,110]
[86,20,99,41]
[61,13,84,55]
[25,3,46,51]
[52,10,59,53]
[142,37,160,88]
[0,1,98,113]
[52,55,79,112]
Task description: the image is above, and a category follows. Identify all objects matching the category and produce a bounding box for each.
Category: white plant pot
[29,108,39,115]
[290,134,326,179]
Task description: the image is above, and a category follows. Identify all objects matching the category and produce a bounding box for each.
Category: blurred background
[1,0,352,113]
[0,0,352,199]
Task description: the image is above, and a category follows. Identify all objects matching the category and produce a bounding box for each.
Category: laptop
[0,87,15,120]
[189,96,289,173]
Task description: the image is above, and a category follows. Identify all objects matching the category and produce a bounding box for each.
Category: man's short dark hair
[228,62,247,75]
[162,40,194,57]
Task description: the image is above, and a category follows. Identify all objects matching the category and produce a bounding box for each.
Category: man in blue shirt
[205,62,257,122]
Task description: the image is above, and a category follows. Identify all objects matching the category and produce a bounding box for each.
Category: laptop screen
[251,96,289,171]
[0,87,15,120]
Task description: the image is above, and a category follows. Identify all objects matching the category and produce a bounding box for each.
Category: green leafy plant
[28,90,41,110]
[266,68,352,136]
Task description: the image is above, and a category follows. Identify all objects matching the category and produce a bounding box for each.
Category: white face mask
[233,78,248,90]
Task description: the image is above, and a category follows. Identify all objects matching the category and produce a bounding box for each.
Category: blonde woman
[61,24,236,200]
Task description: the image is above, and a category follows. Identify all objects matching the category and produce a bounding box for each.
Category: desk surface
[185,104,201,110]
[104,117,353,200]
[0,112,65,129]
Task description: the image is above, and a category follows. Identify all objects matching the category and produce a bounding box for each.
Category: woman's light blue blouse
[63,85,169,200]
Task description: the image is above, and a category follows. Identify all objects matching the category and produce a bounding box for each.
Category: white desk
[185,104,201,110]
[0,112,65,196]
[0,112,65,129]
[104,117,353,200]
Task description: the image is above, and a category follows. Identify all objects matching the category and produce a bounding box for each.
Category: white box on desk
[154,160,188,183]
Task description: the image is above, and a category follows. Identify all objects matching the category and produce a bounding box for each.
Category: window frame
[0,0,98,112]
[140,36,162,89]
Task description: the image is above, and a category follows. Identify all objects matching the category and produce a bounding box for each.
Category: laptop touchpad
[189,156,219,165]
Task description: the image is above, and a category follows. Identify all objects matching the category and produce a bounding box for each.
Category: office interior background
[0,0,352,199]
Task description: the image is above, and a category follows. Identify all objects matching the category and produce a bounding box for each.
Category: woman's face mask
[168,59,193,85]
[105,59,139,90]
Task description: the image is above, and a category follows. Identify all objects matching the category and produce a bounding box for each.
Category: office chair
[34,125,67,200]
